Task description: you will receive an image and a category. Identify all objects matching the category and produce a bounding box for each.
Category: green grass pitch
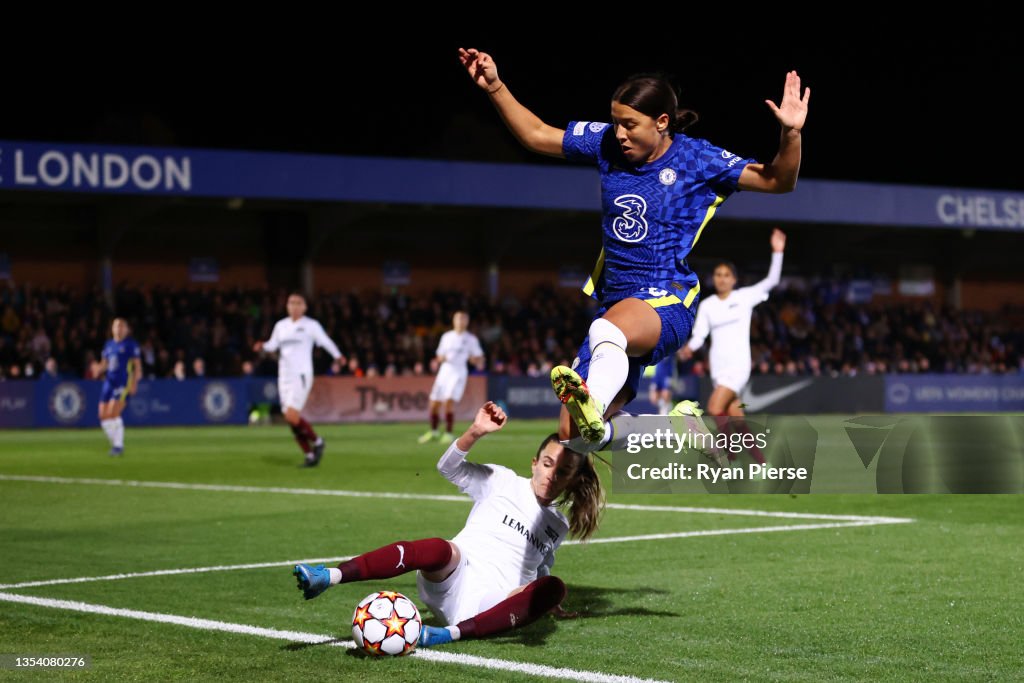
[1,421,1021,682]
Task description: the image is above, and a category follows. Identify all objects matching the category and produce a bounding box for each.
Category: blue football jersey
[102,337,140,386]
[563,121,753,306]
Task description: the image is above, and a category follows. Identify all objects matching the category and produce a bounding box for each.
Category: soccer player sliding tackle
[293,401,602,647]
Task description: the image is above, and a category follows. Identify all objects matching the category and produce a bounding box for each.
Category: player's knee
[588,318,627,354]
[536,575,567,606]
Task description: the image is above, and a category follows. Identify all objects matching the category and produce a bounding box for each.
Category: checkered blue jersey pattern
[563,120,753,305]
[102,337,140,386]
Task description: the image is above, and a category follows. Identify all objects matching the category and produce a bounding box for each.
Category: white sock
[586,318,629,411]
[112,417,124,448]
[328,568,342,585]
[658,398,672,415]
[447,625,461,640]
[100,419,116,445]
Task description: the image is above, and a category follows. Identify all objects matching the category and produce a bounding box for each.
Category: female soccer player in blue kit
[96,318,141,456]
[458,48,810,444]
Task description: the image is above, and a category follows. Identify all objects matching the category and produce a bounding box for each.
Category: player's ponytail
[563,453,605,541]
[612,73,699,134]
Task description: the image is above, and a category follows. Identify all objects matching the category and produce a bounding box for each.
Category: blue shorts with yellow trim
[570,286,699,405]
[100,381,128,404]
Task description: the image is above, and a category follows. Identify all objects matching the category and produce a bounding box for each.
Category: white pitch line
[604,503,912,524]
[0,556,352,591]
[567,520,910,545]
[0,474,914,523]
[0,519,909,591]
[0,592,671,683]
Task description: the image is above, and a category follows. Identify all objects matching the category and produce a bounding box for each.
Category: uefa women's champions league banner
[0,379,250,428]
[2,140,1024,230]
[300,376,487,424]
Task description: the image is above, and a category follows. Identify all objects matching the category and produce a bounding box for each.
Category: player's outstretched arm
[455,401,507,452]
[738,71,809,194]
[458,48,565,158]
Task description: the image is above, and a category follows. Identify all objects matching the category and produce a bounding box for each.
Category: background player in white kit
[418,311,484,443]
[294,401,602,648]
[681,229,786,416]
[253,293,344,467]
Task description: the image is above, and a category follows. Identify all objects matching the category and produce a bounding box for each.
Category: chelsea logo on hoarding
[201,382,234,422]
[49,382,86,424]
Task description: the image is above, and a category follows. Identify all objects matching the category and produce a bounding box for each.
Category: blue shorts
[100,381,128,404]
[571,287,697,405]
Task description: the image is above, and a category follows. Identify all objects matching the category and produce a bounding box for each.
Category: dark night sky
[2,28,1020,191]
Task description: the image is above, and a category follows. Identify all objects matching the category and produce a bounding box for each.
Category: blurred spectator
[0,282,1018,379]
[40,357,61,381]
[172,360,187,381]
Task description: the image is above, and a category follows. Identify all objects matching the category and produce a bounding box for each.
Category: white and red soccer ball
[351,590,421,656]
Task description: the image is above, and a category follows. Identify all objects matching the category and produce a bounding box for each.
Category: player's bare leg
[727,397,745,417]
[706,386,738,416]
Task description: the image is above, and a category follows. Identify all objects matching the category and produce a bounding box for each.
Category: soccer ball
[351,590,421,656]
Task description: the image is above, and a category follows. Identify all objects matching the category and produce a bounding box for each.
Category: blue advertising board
[885,375,1024,413]
[2,140,1022,231]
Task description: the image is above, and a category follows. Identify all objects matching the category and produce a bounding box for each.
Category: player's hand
[253,341,264,353]
[458,48,500,92]
[771,228,786,252]
[330,360,342,375]
[127,385,138,396]
[678,346,694,361]
[552,604,579,619]
[472,401,507,435]
[765,70,809,132]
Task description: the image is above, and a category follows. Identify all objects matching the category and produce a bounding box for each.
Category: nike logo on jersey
[395,544,406,569]
[740,379,815,412]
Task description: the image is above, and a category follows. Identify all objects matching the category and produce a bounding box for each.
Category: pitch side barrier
[2,375,1022,428]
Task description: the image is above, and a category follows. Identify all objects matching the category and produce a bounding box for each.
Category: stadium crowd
[0,281,1021,381]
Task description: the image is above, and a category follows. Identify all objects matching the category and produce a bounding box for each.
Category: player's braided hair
[612,73,698,133]
[537,434,605,541]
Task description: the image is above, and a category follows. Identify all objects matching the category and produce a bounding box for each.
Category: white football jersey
[437,441,568,592]
[263,316,341,378]
[688,252,783,375]
[436,331,484,374]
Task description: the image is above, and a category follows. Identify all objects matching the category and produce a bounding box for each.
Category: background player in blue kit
[96,318,141,456]
[647,355,676,415]
[458,47,810,445]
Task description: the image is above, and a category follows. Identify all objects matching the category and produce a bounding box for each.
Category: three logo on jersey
[612,194,649,242]
[610,167,676,243]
